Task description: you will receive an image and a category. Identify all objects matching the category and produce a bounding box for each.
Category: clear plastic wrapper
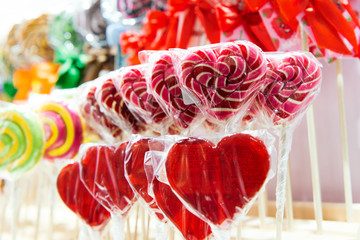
[175,40,267,129]
[124,136,166,221]
[251,51,322,126]
[0,102,45,180]
[57,162,111,231]
[113,64,169,132]
[126,135,213,240]
[140,51,204,132]
[94,75,146,135]
[77,80,123,142]
[79,142,137,217]
[147,131,276,235]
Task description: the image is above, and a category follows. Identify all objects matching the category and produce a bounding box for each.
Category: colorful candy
[80,86,122,140]
[118,66,167,125]
[258,53,322,123]
[96,78,145,134]
[0,108,45,175]
[38,102,83,160]
[150,53,200,129]
[179,41,267,121]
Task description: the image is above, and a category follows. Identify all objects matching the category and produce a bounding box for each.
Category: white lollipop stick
[336,59,353,222]
[285,161,294,230]
[301,25,324,231]
[258,189,267,228]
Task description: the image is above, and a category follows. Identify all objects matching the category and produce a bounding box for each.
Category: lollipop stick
[275,123,293,240]
[34,172,45,240]
[145,215,150,240]
[112,214,125,240]
[0,183,8,240]
[133,204,139,240]
[169,228,175,240]
[285,161,294,230]
[301,25,324,231]
[336,59,353,222]
[258,188,267,228]
[141,208,145,239]
[236,221,242,240]
[126,218,131,240]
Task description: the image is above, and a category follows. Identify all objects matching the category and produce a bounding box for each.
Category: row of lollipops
[0,40,321,178]
[80,41,322,142]
[57,131,274,240]
[120,0,360,64]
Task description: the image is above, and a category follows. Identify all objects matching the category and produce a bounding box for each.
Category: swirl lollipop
[38,102,83,160]
[179,41,267,122]
[150,53,201,129]
[0,107,45,177]
[96,78,145,134]
[117,66,167,126]
[258,52,322,124]
[80,86,122,141]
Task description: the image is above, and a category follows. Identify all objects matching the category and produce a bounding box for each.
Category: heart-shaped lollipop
[180,41,267,121]
[153,178,213,240]
[166,133,270,228]
[57,162,111,228]
[150,53,200,129]
[97,78,145,133]
[80,86,122,139]
[258,53,321,123]
[125,138,165,220]
[80,143,136,216]
[118,67,167,124]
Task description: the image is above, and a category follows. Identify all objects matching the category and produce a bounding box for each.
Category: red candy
[150,53,200,129]
[57,162,111,228]
[80,143,136,216]
[119,67,167,124]
[125,138,165,221]
[153,178,213,240]
[80,86,122,139]
[166,133,270,228]
[258,53,322,123]
[180,41,267,121]
[97,78,145,133]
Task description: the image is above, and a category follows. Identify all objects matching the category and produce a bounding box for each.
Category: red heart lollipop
[80,143,136,216]
[118,67,167,124]
[97,78,145,133]
[166,133,270,228]
[125,138,165,221]
[258,53,321,123]
[153,178,213,240]
[180,41,267,121]
[150,53,200,129]
[57,162,111,228]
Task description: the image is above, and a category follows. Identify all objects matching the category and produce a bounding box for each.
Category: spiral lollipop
[0,107,45,176]
[38,102,83,160]
[80,86,122,140]
[258,53,322,123]
[150,53,200,129]
[97,78,145,134]
[118,66,167,125]
[180,41,267,121]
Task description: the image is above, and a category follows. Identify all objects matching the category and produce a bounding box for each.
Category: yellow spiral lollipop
[0,107,45,177]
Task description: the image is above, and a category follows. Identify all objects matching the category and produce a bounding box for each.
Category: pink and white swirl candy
[119,67,167,124]
[97,78,145,133]
[80,87,122,139]
[151,53,200,129]
[258,53,322,123]
[180,41,267,121]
